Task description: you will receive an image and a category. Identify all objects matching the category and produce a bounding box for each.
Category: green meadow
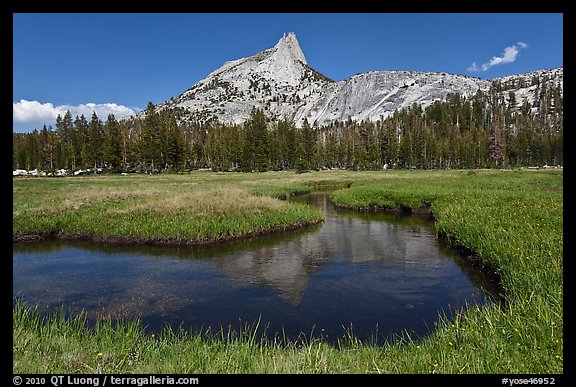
[13,169,563,373]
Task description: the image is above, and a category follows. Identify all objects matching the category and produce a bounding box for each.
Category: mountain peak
[158,33,562,129]
[273,32,307,65]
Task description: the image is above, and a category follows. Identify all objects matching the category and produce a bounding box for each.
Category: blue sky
[13,13,563,133]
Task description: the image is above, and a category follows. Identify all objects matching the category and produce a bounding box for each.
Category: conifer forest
[13,79,563,174]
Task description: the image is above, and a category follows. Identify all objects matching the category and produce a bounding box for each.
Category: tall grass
[13,172,325,244]
[330,169,563,373]
[13,169,563,373]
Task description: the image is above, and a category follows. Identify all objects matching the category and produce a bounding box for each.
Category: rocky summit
[156,33,563,127]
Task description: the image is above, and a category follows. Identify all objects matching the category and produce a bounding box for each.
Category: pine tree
[87,112,103,170]
[163,116,186,171]
[285,120,297,169]
[13,133,27,170]
[40,124,55,172]
[294,142,308,173]
[324,132,338,169]
[488,121,506,167]
[119,120,133,171]
[379,121,398,167]
[240,121,255,172]
[24,129,41,170]
[103,114,122,172]
[398,127,412,168]
[74,115,89,169]
[301,118,316,170]
[55,110,76,170]
[367,141,381,170]
[140,102,161,172]
[250,108,270,172]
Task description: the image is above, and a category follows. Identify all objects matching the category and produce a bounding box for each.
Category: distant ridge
[148,33,563,127]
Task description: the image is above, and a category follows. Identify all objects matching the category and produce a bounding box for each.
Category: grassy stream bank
[13,169,563,373]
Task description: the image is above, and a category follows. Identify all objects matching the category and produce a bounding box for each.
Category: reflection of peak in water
[212,192,447,304]
[212,232,330,305]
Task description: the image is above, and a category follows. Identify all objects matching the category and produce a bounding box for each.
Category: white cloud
[13,100,60,123]
[467,42,528,72]
[13,99,141,131]
[467,62,480,72]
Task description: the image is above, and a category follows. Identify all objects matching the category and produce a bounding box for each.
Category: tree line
[13,81,563,174]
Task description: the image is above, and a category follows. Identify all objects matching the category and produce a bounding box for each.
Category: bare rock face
[154,33,562,127]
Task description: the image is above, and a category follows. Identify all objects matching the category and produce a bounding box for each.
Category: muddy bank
[436,230,506,301]
[332,202,436,220]
[12,219,323,248]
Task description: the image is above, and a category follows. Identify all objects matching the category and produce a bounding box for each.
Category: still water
[13,192,499,344]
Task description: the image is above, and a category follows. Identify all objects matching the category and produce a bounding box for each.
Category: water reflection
[13,192,500,343]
